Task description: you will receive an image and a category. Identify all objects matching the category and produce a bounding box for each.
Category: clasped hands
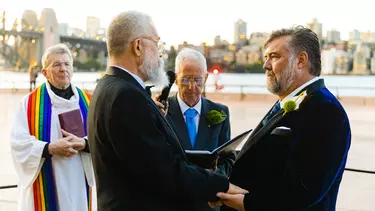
[47,129,86,158]
[208,183,248,211]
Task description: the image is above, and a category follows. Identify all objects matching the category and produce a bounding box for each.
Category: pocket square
[271,126,292,136]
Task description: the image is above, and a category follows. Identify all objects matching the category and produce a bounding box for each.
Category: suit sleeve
[244,102,351,210]
[109,89,229,202]
[216,106,236,177]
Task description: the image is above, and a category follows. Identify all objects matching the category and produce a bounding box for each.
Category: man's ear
[41,68,48,78]
[297,51,308,69]
[132,39,142,57]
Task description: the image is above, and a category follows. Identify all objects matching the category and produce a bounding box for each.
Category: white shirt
[177,93,202,133]
[280,77,322,108]
[111,65,146,89]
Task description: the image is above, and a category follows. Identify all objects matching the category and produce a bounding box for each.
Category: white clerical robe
[10,82,96,211]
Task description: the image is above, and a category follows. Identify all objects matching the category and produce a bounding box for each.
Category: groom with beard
[87,11,248,211]
[214,26,351,211]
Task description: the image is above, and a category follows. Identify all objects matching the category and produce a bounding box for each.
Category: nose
[188,81,194,89]
[263,59,272,71]
[60,64,68,71]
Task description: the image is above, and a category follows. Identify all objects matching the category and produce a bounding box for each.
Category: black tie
[262,102,281,125]
[145,85,154,97]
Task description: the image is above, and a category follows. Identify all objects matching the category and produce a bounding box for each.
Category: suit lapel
[194,98,211,150]
[248,102,278,139]
[106,67,188,160]
[237,108,284,159]
[236,78,327,160]
[149,97,188,160]
[167,95,192,149]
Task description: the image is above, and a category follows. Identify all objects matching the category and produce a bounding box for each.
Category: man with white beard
[87,11,248,211]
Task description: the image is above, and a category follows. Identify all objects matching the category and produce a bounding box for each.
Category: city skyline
[1,0,374,46]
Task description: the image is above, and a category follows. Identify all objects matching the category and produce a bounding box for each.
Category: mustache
[266,70,275,77]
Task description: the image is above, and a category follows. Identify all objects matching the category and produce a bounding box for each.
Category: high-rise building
[349,29,361,41]
[69,27,85,37]
[234,19,247,45]
[86,16,100,38]
[249,32,269,46]
[59,23,69,36]
[327,30,341,44]
[353,42,370,74]
[307,18,322,40]
[360,31,375,43]
[214,35,222,46]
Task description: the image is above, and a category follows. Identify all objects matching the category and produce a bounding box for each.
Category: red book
[58,109,85,137]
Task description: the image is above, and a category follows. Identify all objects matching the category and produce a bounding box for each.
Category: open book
[185,129,252,169]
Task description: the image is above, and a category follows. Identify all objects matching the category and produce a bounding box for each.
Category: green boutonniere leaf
[283,100,296,116]
[206,110,227,125]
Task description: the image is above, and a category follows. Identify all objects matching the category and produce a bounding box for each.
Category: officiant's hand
[48,135,84,157]
[154,95,168,117]
[61,129,86,151]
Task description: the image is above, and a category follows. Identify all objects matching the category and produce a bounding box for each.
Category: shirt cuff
[82,138,90,153]
[42,143,52,158]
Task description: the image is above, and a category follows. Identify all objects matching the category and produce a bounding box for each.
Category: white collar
[280,77,322,108]
[111,65,146,89]
[177,93,202,115]
[45,81,79,109]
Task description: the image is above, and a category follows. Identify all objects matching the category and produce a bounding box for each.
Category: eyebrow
[264,51,280,57]
[52,61,70,64]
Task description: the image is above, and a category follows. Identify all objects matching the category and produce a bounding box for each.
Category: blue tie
[262,102,281,125]
[184,108,198,148]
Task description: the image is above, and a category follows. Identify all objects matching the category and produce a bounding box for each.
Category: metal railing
[1,166,374,190]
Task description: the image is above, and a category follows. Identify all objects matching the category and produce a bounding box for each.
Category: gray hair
[264,25,321,76]
[107,11,154,57]
[175,48,207,74]
[41,43,73,69]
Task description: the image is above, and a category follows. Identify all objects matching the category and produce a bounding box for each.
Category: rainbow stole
[27,83,91,211]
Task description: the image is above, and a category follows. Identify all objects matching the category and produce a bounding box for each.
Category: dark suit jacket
[166,95,236,211]
[87,66,229,211]
[223,79,351,211]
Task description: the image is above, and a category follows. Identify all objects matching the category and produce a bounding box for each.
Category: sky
[1,0,374,47]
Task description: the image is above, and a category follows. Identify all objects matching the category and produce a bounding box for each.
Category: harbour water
[1,71,375,97]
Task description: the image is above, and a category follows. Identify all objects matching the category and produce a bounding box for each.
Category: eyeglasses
[180,77,204,86]
[137,36,165,54]
[48,61,72,70]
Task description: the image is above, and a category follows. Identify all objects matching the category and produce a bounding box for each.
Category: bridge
[0,10,107,69]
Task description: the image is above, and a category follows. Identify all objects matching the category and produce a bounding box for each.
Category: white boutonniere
[282,90,307,116]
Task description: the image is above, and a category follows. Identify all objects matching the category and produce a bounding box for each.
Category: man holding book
[165,48,236,211]
[10,43,96,211]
